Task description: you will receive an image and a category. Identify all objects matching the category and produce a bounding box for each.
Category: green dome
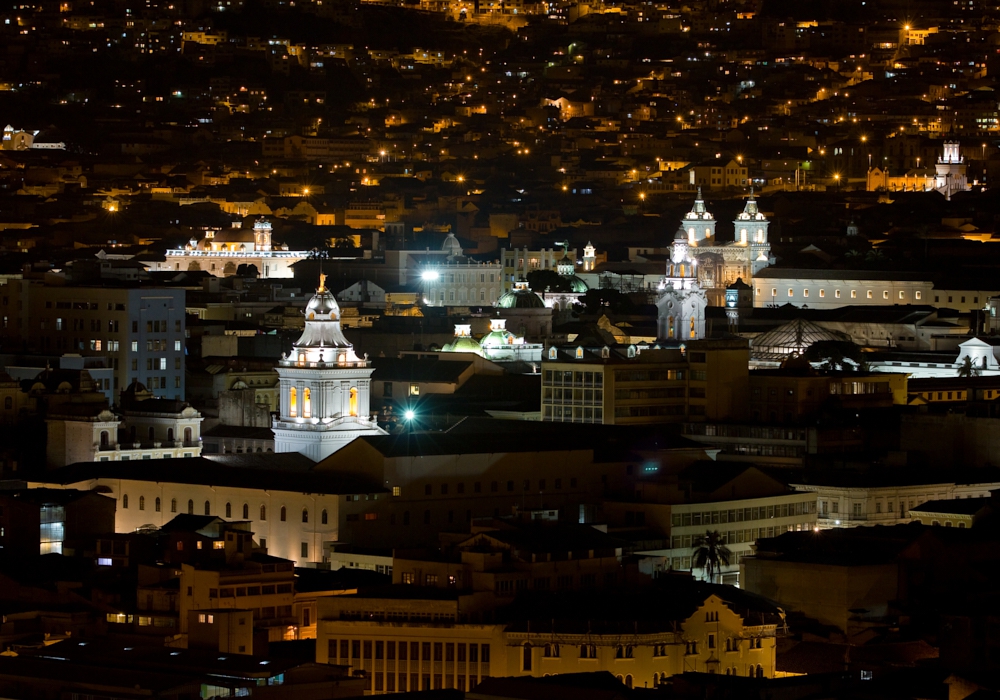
[442,337,484,355]
[480,329,515,348]
[496,288,546,309]
[564,275,589,293]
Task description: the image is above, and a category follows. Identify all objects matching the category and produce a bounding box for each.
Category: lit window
[303,388,311,418]
[787,289,794,297]
[803,289,809,298]
[915,291,922,300]
[819,290,825,298]
[835,290,841,298]
[213,541,225,549]
[289,387,297,417]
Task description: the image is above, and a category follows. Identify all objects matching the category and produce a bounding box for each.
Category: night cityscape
[0,0,999,696]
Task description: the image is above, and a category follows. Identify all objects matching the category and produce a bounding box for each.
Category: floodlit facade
[151,219,309,279]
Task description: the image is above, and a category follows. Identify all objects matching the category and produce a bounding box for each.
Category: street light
[404,409,415,421]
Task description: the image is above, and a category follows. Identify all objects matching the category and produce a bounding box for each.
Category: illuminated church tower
[273,275,386,461]
[681,187,716,245]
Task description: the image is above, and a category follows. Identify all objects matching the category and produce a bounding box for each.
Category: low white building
[31,453,387,567]
[752,269,933,310]
[791,475,1000,529]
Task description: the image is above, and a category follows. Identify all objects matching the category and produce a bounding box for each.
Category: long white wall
[34,477,339,566]
[753,277,932,309]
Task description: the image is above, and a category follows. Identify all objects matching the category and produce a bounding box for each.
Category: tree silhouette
[692,530,732,584]
[527,269,573,293]
[958,355,981,378]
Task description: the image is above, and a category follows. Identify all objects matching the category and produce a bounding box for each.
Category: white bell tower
[681,187,716,245]
[273,274,386,461]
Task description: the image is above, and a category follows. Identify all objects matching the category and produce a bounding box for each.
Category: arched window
[225,502,232,518]
[3,397,10,410]
[321,509,328,525]
[187,499,194,514]
[100,430,110,447]
[167,428,174,442]
[349,387,358,416]
[171,498,177,513]
[522,643,532,671]
[756,665,764,678]
[303,388,311,418]
[148,426,155,441]
[139,496,145,511]
[280,506,286,522]
[625,675,632,689]
[302,508,309,523]
[260,505,267,521]
[183,427,192,443]
[289,387,298,417]
[690,316,696,339]
[155,497,161,512]
[243,503,249,519]
[203,501,210,515]
[123,494,129,509]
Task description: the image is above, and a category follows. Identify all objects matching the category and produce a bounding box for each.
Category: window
[883,290,889,299]
[225,502,231,518]
[867,290,873,299]
[204,501,211,515]
[851,290,857,299]
[243,503,249,519]
[280,506,286,522]
[787,288,794,297]
[289,387,297,417]
[123,494,129,509]
[803,289,809,298]
[302,508,309,523]
[321,509,328,525]
[915,291,922,300]
[819,289,825,298]
[155,497,161,512]
[835,290,841,298]
[188,499,194,514]
[899,291,905,299]
[303,388,311,418]
[301,542,309,558]
[139,496,145,511]
[171,498,177,513]
[260,505,267,520]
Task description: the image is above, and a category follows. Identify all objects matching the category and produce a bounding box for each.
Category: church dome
[564,275,589,293]
[442,232,463,258]
[289,275,356,357]
[496,287,546,309]
[305,289,341,321]
[444,337,484,355]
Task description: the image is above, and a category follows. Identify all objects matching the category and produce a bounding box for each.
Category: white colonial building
[420,233,504,307]
[273,275,387,461]
[45,380,203,468]
[150,219,310,278]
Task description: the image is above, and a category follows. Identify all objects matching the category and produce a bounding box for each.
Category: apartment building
[0,279,187,399]
[541,339,750,425]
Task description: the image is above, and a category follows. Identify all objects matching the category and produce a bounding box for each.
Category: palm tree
[692,530,732,584]
[958,355,981,378]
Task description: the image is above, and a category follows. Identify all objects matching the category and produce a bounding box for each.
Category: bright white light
[421,270,439,281]
[404,410,415,420]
